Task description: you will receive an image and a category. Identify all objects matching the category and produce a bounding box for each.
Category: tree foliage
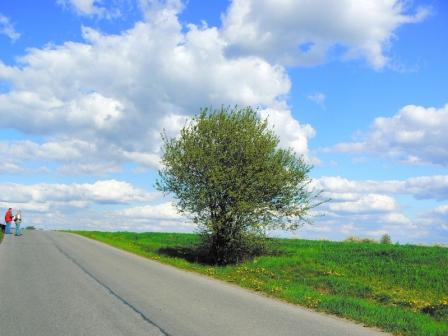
[157,106,318,264]
[380,233,392,244]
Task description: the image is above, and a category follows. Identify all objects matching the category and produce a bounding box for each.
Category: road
[0,231,387,336]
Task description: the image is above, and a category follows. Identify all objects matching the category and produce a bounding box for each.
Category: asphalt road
[0,231,388,336]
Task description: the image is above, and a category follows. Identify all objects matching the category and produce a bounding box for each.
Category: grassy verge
[0,229,3,243]
[70,231,448,336]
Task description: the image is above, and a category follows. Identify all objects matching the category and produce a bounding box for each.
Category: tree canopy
[157,106,318,264]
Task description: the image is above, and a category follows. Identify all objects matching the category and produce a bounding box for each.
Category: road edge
[64,231,389,335]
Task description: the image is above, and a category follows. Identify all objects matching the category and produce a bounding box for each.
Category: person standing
[14,210,22,236]
[5,208,13,234]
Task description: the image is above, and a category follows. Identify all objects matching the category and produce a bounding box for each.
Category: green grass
[70,231,448,336]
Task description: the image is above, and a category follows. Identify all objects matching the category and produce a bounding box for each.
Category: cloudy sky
[0,0,447,244]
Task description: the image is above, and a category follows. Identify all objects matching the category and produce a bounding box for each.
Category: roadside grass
[70,231,448,336]
[0,230,3,243]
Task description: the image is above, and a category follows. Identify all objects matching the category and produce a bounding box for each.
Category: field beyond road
[72,231,448,336]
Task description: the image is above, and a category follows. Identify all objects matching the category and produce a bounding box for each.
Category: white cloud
[115,202,182,220]
[435,204,448,214]
[0,3,314,175]
[138,0,183,21]
[307,92,326,107]
[0,179,169,230]
[330,104,448,166]
[300,175,448,243]
[0,1,442,243]
[110,202,194,231]
[419,204,448,227]
[327,194,397,214]
[314,175,448,201]
[110,200,195,231]
[259,106,316,159]
[0,13,20,41]
[0,179,192,232]
[0,175,445,243]
[380,212,412,225]
[57,0,121,18]
[299,212,421,243]
[0,180,156,209]
[413,205,448,243]
[0,161,25,174]
[222,0,429,69]
[0,140,124,175]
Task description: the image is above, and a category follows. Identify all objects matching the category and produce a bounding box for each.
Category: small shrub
[345,236,362,242]
[380,234,392,244]
[345,236,377,243]
[422,303,448,322]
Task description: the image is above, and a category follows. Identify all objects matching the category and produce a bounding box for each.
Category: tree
[380,233,392,244]
[157,106,318,265]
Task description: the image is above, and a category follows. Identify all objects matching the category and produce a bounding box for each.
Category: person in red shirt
[5,208,13,234]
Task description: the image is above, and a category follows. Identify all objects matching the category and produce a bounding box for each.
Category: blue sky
[0,0,447,243]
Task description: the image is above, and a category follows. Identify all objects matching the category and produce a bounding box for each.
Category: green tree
[380,233,392,244]
[157,106,318,265]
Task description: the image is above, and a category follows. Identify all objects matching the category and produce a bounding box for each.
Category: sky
[0,0,447,244]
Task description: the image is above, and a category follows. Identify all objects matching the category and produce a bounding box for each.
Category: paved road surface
[0,231,387,336]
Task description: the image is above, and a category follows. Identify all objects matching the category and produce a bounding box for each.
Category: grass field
[71,231,448,336]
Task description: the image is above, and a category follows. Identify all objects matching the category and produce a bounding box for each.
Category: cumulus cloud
[310,182,409,239]
[0,179,192,232]
[327,194,397,214]
[421,205,448,228]
[222,0,429,69]
[298,175,448,243]
[411,205,448,243]
[116,202,181,220]
[109,202,194,231]
[259,106,316,160]
[0,161,25,174]
[57,0,121,18]
[330,104,448,166]
[313,175,448,201]
[0,175,445,243]
[0,1,441,243]
[0,13,20,41]
[0,139,162,175]
[0,3,313,175]
[0,180,156,208]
